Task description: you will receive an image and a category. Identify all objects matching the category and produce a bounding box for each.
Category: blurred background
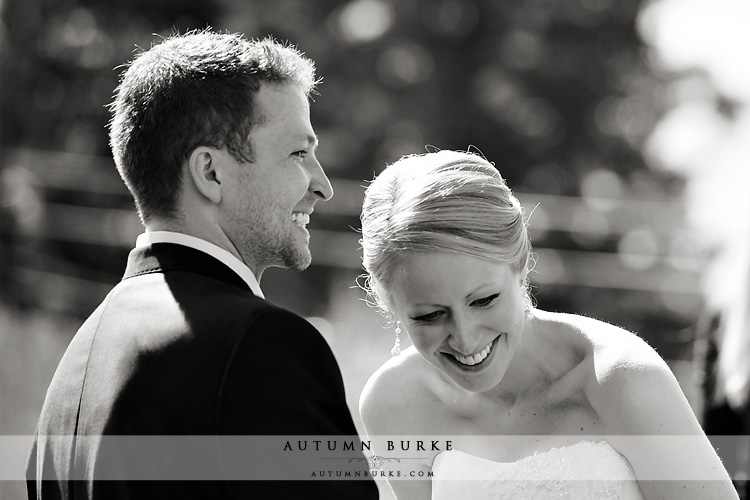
[1,0,748,498]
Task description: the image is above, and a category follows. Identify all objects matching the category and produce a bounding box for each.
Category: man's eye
[292,150,307,157]
[414,311,443,322]
[471,294,499,307]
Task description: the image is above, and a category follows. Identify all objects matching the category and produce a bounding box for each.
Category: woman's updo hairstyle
[360,150,533,317]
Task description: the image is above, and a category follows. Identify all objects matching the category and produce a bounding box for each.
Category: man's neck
[143,218,261,277]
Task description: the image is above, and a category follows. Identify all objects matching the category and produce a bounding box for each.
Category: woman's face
[385,252,527,393]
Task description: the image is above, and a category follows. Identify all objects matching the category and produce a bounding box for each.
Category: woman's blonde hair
[360,150,533,317]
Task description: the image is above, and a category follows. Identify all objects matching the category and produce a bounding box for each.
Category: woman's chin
[439,356,506,393]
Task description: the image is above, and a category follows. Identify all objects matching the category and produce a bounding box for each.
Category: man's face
[221,83,333,275]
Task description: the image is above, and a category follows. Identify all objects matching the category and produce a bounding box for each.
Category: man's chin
[281,248,312,271]
[290,260,311,271]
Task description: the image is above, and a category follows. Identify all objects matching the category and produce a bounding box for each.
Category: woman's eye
[292,150,307,158]
[414,311,443,322]
[471,294,499,307]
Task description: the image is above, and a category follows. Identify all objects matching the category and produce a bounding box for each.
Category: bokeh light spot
[0,167,44,233]
[376,42,434,87]
[63,8,98,47]
[644,102,728,173]
[501,29,542,70]
[78,33,115,69]
[337,0,394,44]
[472,67,522,113]
[666,228,707,273]
[570,207,611,249]
[533,249,566,285]
[618,226,660,270]
[580,168,624,211]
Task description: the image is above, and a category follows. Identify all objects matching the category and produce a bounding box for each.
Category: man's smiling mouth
[291,212,310,228]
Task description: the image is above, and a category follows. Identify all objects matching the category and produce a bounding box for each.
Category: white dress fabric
[431,441,645,500]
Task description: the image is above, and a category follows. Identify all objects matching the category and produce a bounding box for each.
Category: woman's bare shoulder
[538,317,736,498]
[359,346,437,435]
[545,312,690,431]
[541,310,663,373]
[535,311,668,406]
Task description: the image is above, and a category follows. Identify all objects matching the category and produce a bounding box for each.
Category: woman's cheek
[410,325,440,351]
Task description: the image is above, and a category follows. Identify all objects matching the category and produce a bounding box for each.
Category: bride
[358,150,737,500]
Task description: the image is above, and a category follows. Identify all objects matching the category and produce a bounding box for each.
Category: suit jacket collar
[123,243,253,294]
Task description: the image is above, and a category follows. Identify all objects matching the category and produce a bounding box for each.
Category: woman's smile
[441,333,502,371]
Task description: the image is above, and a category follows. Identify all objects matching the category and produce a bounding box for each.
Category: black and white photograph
[1,0,748,499]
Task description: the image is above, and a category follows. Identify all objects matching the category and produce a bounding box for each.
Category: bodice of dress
[431,440,645,500]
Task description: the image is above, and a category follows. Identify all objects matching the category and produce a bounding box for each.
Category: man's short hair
[108,29,318,221]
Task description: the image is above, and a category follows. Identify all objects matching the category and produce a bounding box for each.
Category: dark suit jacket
[26,243,379,499]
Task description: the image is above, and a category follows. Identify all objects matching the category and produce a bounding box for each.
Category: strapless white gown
[431,441,645,500]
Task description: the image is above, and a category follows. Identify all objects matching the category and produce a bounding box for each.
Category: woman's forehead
[388,253,513,299]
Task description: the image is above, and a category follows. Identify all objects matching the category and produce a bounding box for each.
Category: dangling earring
[523,296,534,320]
[391,322,402,357]
[521,279,533,320]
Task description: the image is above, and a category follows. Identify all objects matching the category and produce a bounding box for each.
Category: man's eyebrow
[291,134,318,147]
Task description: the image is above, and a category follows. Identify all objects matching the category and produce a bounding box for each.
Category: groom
[26,30,378,499]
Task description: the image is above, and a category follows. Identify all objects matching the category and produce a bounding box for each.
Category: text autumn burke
[283,440,453,452]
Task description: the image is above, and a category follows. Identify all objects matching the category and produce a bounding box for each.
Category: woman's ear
[519,265,530,284]
[520,273,528,286]
[187,147,222,204]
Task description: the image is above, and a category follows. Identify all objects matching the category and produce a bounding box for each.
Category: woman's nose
[447,316,481,354]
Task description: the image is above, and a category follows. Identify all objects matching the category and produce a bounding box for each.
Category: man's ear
[187,147,222,204]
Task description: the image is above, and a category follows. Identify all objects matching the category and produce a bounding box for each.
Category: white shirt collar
[135,231,264,299]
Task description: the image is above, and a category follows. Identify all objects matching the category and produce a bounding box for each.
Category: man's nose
[308,156,333,201]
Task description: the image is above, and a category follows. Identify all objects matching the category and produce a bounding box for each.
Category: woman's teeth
[452,340,493,366]
[291,212,310,227]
